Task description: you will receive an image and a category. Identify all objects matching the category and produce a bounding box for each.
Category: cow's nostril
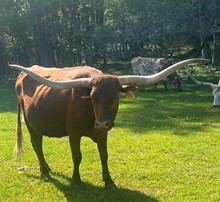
[95,119,113,130]
[95,121,100,128]
[105,120,110,127]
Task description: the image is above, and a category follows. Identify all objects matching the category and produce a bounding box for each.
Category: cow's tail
[15,99,23,162]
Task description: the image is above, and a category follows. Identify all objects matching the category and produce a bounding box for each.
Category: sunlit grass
[1,68,220,201]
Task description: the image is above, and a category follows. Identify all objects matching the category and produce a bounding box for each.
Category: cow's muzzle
[213,98,220,107]
[94,119,114,131]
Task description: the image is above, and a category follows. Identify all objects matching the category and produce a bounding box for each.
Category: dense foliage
[0,0,220,74]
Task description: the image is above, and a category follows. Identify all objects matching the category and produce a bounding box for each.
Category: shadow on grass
[26,172,159,202]
[117,86,219,136]
[1,75,219,136]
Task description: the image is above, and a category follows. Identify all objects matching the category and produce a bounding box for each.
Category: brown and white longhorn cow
[131,57,183,91]
[187,71,220,107]
[9,58,207,187]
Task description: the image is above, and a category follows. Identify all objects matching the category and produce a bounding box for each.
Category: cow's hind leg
[69,135,82,185]
[154,82,158,89]
[27,125,51,178]
[163,80,169,91]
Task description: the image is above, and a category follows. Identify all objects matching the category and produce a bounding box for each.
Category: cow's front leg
[163,80,169,91]
[69,135,82,185]
[97,135,116,187]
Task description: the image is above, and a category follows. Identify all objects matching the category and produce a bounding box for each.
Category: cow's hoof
[71,182,84,190]
[71,179,82,187]
[40,172,51,180]
[71,183,83,189]
[45,163,51,171]
[105,182,117,189]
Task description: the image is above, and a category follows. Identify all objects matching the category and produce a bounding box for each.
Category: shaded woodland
[0,0,220,74]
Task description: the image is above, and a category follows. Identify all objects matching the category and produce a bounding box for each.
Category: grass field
[0,66,220,202]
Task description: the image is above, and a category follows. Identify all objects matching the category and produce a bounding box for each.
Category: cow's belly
[22,90,69,137]
[26,106,68,137]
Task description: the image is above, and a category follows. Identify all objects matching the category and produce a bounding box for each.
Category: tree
[1,0,220,74]
[196,0,220,65]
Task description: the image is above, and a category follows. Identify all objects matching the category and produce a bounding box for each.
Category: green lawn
[0,67,220,202]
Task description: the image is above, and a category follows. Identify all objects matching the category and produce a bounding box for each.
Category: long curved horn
[186,71,217,88]
[118,58,210,85]
[9,64,92,88]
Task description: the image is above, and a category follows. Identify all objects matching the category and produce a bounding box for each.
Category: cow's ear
[120,85,138,99]
[120,85,138,93]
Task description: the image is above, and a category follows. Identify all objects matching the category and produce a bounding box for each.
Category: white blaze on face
[212,87,220,107]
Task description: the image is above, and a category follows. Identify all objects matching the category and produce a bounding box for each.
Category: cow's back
[131,57,171,76]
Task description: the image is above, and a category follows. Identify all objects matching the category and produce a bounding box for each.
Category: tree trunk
[129,42,140,58]
[85,47,93,66]
[201,38,212,60]
[77,46,82,65]
[0,40,6,74]
[30,1,56,67]
[34,22,56,66]
[212,29,220,67]
[102,48,107,69]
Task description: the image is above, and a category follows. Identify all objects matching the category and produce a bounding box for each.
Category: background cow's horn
[8,64,92,88]
[118,58,210,85]
[186,71,217,88]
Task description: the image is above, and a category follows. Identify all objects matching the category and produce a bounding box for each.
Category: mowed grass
[1,67,220,202]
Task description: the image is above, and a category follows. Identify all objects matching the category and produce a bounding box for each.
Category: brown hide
[15,65,137,186]
[16,66,104,138]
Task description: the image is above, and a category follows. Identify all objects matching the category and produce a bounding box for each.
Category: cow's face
[212,86,220,107]
[90,76,137,131]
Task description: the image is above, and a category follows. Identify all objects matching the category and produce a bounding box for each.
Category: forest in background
[0,0,220,74]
